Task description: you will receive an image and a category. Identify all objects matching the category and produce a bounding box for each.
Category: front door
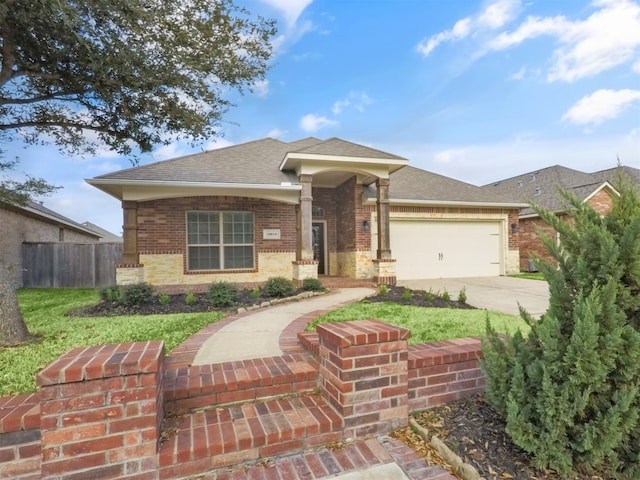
[312,222,326,275]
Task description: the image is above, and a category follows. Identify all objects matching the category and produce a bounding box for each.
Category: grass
[306,302,528,345]
[0,289,224,397]
[509,272,545,281]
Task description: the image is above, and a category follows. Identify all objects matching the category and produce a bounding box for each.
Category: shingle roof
[295,137,407,160]
[365,166,522,205]
[90,137,521,208]
[1,198,101,238]
[482,165,640,216]
[93,138,301,185]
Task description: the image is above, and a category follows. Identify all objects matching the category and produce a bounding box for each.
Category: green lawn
[306,302,528,345]
[0,289,224,397]
[509,272,545,281]
[2,289,528,398]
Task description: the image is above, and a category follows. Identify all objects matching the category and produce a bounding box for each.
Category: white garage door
[390,220,502,279]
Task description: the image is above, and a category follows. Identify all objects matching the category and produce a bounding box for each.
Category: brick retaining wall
[0,321,485,479]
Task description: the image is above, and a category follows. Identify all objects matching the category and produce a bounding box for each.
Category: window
[187,211,254,271]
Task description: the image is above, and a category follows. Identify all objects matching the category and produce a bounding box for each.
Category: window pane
[222,212,253,244]
[187,212,219,245]
[188,246,220,270]
[224,246,254,269]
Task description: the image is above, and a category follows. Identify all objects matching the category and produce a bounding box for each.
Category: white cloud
[417,0,520,56]
[260,0,313,27]
[510,66,526,80]
[490,0,640,82]
[332,91,373,114]
[478,0,521,28]
[251,79,270,97]
[332,99,349,115]
[563,88,640,125]
[299,114,338,132]
[266,128,286,138]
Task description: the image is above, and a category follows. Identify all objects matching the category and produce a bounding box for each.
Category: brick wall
[137,196,297,257]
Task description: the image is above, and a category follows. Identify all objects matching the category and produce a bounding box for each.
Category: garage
[390,219,502,279]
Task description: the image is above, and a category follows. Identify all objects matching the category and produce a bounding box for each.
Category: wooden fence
[22,242,123,288]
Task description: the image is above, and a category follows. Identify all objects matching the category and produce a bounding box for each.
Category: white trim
[280,152,407,173]
[364,198,528,209]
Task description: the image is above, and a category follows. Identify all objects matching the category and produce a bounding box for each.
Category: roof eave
[280,152,408,174]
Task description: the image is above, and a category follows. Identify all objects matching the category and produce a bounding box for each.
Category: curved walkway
[192,288,374,365]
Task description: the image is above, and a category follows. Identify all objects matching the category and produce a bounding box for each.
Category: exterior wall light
[362,219,370,232]
[511,223,520,233]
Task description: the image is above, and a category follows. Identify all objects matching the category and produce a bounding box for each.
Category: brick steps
[158,393,343,479]
[163,354,318,415]
[174,436,455,480]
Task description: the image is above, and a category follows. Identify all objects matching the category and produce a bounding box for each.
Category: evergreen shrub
[208,282,237,307]
[121,283,154,306]
[481,170,640,478]
[264,276,295,297]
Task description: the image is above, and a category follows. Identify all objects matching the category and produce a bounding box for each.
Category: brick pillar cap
[316,319,410,346]
[37,341,164,387]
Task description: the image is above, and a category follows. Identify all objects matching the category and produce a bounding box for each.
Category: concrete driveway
[398,276,549,318]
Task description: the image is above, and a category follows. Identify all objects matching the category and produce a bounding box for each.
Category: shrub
[481,170,640,478]
[121,283,154,306]
[378,284,389,296]
[99,286,121,302]
[184,291,196,305]
[158,293,170,305]
[250,287,261,299]
[457,287,467,303]
[264,276,296,298]
[402,288,412,301]
[441,288,450,302]
[302,278,324,292]
[208,282,238,308]
[423,289,434,301]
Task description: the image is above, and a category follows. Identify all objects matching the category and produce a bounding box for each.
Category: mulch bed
[393,393,604,480]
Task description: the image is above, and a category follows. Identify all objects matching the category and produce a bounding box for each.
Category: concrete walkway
[193,287,375,365]
[399,276,549,318]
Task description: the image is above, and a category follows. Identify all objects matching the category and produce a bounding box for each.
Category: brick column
[316,319,410,439]
[37,341,165,479]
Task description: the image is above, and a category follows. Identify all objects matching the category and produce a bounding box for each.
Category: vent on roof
[517,181,523,188]
[530,173,538,182]
[534,187,542,196]
[493,182,500,186]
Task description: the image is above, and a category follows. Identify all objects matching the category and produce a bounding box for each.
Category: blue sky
[6,0,640,235]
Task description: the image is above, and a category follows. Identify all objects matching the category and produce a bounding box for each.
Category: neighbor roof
[483,165,640,216]
[1,198,101,238]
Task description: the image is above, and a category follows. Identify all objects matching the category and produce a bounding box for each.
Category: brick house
[87,137,524,287]
[483,165,640,271]
[0,199,101,287]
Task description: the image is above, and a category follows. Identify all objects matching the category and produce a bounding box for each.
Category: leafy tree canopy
[0,0,276,158]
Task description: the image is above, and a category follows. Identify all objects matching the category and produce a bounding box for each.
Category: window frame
[186,210,255,271]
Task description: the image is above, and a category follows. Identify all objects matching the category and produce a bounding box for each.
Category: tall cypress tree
[482,170,640,478]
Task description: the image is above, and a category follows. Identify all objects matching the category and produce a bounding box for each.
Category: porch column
[121,201,139,264]
[297,174,314,261]
[293,174,318,286]
[376,178,391,259]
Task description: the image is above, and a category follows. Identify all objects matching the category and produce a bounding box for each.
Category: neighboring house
[483,165,640,271]
[87,137,524,287]
[81,221,123,243]
[0,199,101,288]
